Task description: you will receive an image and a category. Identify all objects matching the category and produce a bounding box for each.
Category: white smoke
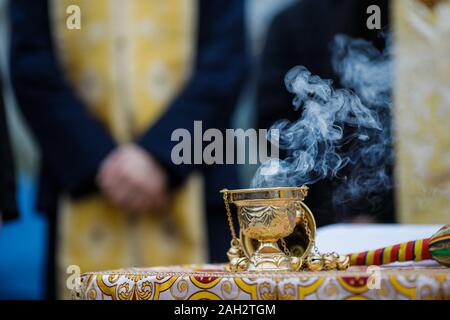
[251,34,393,211]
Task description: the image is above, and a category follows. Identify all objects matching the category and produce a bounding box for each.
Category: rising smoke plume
[251,34,393,212]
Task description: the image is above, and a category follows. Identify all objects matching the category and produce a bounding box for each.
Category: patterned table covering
[73,263,450,300]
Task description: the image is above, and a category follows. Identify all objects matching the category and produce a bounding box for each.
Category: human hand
[97,144,168,214]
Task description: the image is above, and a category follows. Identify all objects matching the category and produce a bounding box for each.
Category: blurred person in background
[0,0,17,223]
[0,0,47,299]
[0,76,18,223]
[233,0,297,185]
[10,0,247,298]
[255,0,394,227]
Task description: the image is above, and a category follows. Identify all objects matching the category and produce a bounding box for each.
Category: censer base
[248,241,293,272]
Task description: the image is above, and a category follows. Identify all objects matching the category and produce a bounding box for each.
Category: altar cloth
[73,263,450,300]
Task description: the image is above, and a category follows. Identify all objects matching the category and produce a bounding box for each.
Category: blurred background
[0,0,45,299]
[1,0,449,299]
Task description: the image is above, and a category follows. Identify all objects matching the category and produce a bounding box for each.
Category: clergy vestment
[394,0,450,224]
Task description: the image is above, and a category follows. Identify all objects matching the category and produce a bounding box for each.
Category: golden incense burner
[221,187,349,272]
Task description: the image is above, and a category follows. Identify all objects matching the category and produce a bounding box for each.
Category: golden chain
[297,202,320,255]
[301,208,316,252]
[281,202,305,257]
[222,190,239,245]
[280,238,290,256]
